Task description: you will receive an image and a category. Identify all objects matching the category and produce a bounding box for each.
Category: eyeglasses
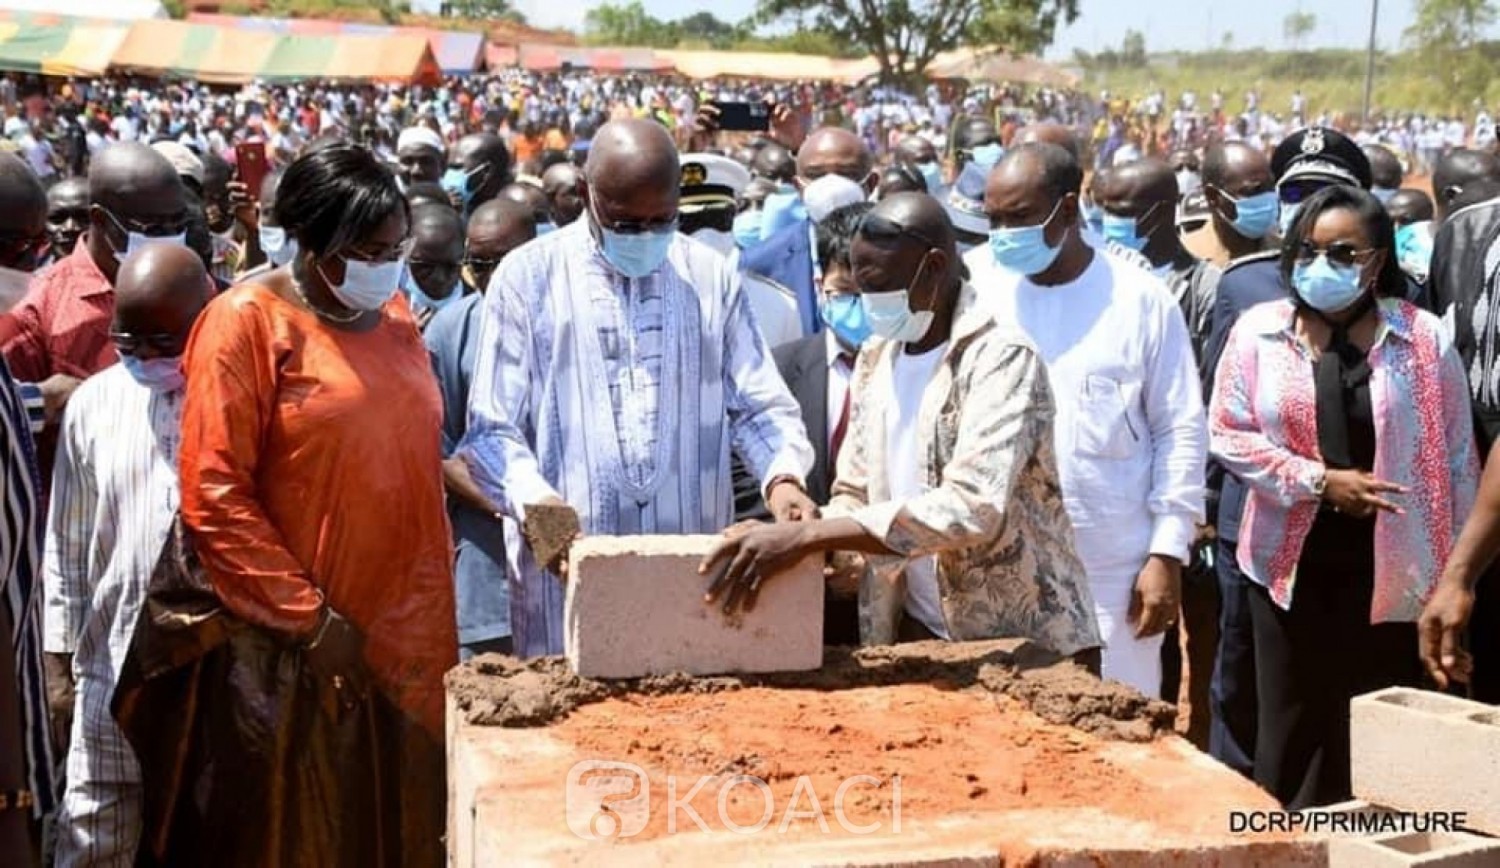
[1295,241,1378,269]
[595,211,679,235]
[100,205,190,238]
[340,237,413,264]
[855,213,942,249]
[407,257,461,272]
[110,330,184,356]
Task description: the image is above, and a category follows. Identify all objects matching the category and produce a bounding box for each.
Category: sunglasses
[595,211,679,235]
[1295,241,1377,269]
[110,330,184,356]
[856,213,942,249]
[100,205,190,238]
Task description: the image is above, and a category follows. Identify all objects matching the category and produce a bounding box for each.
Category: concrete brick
[1350,687,1500,836]
[564,534,824,679]
[1328,831,1500,868]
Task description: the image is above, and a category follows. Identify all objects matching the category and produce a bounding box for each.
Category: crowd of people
[0,66,1499,867]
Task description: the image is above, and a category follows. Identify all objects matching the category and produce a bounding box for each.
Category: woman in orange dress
[174,144,456,866]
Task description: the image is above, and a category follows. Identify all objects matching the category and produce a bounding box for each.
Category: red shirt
[0,241,117,384]
[0,241,117,486]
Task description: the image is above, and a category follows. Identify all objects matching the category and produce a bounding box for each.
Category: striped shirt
[0,353,55,816]
[44,365,181,791]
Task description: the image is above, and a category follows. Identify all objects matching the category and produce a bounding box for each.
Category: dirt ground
[446,639,1176,741]
[449,641,1300,859]
[552,684,1227,842]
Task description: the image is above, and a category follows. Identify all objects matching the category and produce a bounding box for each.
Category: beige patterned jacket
[826,284,1102,656]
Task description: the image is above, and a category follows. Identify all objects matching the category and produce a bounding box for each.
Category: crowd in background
[2,63,1500,868]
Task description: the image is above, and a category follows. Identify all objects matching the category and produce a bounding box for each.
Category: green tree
[583,0,681,47]
[1121,29,1146,67]
[752,0,1079,83]
[1282,11,1316,51]
[440,0,528,22]
[676,12,744,48]
[1404,0,1497,104]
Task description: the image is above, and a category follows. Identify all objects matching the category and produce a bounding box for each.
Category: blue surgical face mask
[820,293,872,349]
[988,199,1065,277]
[1082,201,1105,236]
[760,189,807,238]
[1219,190,1279,240]
[1100,203,1160,253]
[259,225,298,267]
[120,355,185,393]
[917,161,943,193]
[441,166,477,210]
[860,255,934,344]
[971,143,1004,170]
[733,210,763,248]
[1292,254,1367,313]
[1278,201,1302,238]
[1396,220,1434,278]
[319,256,404,311]
[1372,186,1398,204]
[592,206,676,279]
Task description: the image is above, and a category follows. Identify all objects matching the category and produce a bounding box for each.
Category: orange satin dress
[178,283,457,737]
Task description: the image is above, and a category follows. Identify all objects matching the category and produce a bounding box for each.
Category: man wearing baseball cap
[679,152,801,349]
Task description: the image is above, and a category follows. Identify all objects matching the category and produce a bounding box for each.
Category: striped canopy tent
[516,44,669,73]
[924,48,1078,87]
[486,44,518,69]
[111,20,279,84]
[187,13,484,75]
[259,33,441,85]
[655,49,877,82]
[0,12,129,77]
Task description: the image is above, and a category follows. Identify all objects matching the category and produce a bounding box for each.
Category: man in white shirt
[969,142,1207,696]
[16,121,56,182]
[677,153,801,349]
[45,244,211,867]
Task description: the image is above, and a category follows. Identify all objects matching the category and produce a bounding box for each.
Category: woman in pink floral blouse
[1208,185,1479,808]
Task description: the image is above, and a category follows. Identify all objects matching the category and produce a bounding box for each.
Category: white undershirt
[825,331,853,453]
[885,340,950,638]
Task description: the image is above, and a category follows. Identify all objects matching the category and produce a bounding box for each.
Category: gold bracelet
[0,789,34,812]
[303,609,335,650]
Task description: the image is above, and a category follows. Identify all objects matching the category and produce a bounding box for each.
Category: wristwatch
[1312,469,1327,498]
[766,474,807,495]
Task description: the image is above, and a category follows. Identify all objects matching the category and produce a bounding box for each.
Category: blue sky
[513,0,1422,58]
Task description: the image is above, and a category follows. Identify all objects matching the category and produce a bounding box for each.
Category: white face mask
[112,230,188,264]
[259,225,298,267]
[318,256,404,311]
[689,228,735,256]
[802,174,868,224]
[861,289,933,344]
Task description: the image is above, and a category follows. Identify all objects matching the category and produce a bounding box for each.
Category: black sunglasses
[1295,240,1377,269]
[856,213,942,250]
[110,330,184,356]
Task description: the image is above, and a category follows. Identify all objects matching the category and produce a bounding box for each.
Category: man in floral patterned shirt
[701,193,1102,665]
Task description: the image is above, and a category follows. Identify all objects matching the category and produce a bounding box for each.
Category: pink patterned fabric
[1208,298,1479,622]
